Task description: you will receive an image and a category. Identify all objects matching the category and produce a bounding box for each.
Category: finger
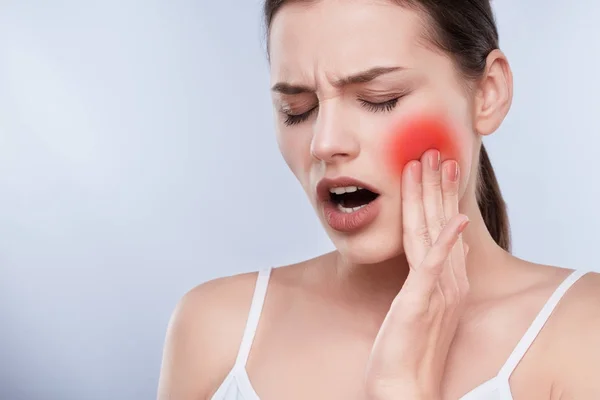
[441,160,468,288]
[396,214,469,319]
[421,149,446,243]
[420,150,458,307]
[409,214,470,298]
[401,160,429,267]
[460,242,470,290]
[422,149,460,312]
[441,160,460,226]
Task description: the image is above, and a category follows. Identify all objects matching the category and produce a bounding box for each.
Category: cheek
[383,113,469,176]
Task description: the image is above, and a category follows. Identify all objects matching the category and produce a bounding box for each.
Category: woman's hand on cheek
[364,150,470,400]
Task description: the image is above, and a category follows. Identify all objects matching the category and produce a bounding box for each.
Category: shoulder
[550,270,600,349]
[545,270,600,397]
[157,270,262,400]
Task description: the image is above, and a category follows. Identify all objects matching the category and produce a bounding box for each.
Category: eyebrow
[271,66,405,95]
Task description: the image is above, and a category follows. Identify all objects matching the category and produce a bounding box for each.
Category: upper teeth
[329,186,362,195]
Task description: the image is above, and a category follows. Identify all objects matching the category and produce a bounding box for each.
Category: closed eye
[359,98,400,113]
[283,106,318,126]
[281,96,401,126]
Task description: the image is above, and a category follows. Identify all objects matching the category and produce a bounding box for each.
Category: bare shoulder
[156,270,262,400]
[546,270,600,398]
[155,257,319,400]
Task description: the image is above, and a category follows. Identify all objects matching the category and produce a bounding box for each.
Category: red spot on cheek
[384,114,461,176]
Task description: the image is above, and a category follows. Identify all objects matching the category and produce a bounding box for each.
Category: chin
[326,221,405,266]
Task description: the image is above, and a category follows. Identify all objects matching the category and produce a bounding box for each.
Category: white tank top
[211,268,587,400]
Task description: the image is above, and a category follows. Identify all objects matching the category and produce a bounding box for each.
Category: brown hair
[263,0,511,251]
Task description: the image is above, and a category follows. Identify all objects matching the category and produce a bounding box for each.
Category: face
[269,0,478,265]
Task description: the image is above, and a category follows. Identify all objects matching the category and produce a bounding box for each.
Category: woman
[158,0,600,399]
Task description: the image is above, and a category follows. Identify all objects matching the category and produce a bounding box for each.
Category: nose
[310,102,360,164]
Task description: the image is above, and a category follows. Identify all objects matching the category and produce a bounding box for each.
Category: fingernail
[410,161,422,181]
[429,150,440,171]
[458,216,470,233]
[443,161,459,182]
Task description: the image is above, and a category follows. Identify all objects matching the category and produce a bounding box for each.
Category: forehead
[268,0,432,82]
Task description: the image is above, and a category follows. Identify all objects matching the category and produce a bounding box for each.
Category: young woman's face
[269,0,477,264]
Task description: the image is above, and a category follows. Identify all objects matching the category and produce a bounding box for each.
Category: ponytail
[477,144,511,252]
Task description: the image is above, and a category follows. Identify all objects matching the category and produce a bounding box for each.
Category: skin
[157,1,600,399]
[384,114,462,177]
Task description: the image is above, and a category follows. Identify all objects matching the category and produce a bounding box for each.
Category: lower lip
[322,197,382,233]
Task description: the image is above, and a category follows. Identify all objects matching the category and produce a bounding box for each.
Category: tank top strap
[234,267,273,367]
[497,269,588,380]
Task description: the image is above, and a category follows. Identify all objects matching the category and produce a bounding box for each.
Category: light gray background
[1,1,598,399]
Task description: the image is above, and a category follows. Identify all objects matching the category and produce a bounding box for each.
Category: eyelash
[359,98,400,113]
[283,98,401,126]
[284,107,317,126]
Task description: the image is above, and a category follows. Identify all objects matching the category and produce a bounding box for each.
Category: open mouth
[329,186,380,213]
[316,177,383,232]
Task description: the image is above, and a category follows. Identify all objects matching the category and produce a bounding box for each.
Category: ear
[473,49,513,136]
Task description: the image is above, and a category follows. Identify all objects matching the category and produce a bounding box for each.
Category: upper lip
[316,176,380,202]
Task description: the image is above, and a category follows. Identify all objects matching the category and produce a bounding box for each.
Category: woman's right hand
[365,150,470,399]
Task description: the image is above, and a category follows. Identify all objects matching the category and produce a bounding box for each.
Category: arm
[157,273,257,400]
